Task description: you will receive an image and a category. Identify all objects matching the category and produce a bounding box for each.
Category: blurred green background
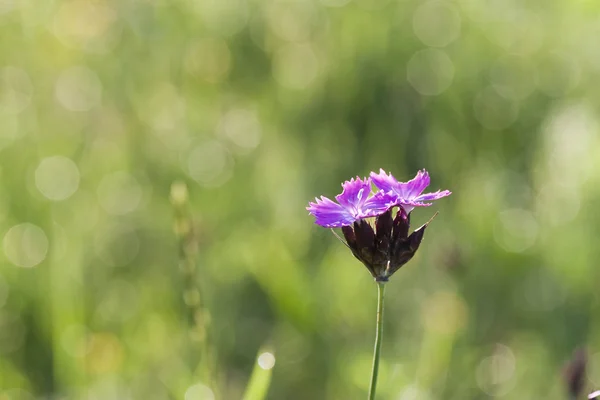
[1,0,600,398]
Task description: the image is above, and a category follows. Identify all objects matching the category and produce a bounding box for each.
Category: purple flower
[307,170,450,281]
[370,169,451,213]
[307,177,396,228]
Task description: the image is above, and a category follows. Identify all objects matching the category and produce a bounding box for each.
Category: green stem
[368,281,386,400]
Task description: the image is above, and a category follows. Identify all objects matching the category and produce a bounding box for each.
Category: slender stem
[170,182,212,381]
[368,281,386,400]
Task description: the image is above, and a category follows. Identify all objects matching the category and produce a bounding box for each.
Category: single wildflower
[307,169,451,400]
[307,170,451,281]
[589,390,600,399]
[370,169,451,213]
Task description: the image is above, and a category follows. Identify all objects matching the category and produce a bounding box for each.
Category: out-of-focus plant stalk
[49,223,86,391]
[170,181,212,382]
[368,281,386,400]
[242,346,276,400]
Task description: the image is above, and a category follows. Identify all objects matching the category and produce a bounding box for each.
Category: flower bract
[341,207,429,281]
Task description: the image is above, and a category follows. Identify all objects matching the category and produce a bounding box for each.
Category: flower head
[370,169,451,213]
[307,170,450,281]
[307,177,396,228]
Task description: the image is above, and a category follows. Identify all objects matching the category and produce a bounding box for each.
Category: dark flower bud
[342,206,433,282]
[375,209,393,256]
[408,225,426,252]
[563,348,587,399]
[392,206,410,242]
[354,219,376,256]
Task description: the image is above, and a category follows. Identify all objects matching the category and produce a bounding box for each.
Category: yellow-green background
[1,0,599,398]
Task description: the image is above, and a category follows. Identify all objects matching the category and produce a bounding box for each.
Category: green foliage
[242,346,275,400]
[0,0,599,398]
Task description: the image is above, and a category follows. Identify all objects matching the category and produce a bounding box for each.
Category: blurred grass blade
[242,346,276,400]
[170,181,213,385]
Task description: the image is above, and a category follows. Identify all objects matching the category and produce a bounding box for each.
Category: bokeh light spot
[97,172,143,215]
[55,66,102,112]
[94,225,140,267]
[422,291,468,334]
[493,209,538,253]
[536,52,580,98]
[477,7,544,55]
[536,103,595,227]
[0,67,33,114]
[86,332,124,374]
[407,49,454,96]
[192,0,248,37]
[397,386,433,400]
[184,38,231,84]
[61,324,90,358]
[137,83,186,132]
[267,1,315,43]
[184,383,215,400]
[52,0,121,53]
[543,104,595,182]
[257,351,276,370]
[218,108,262,153]
[473,86,519,130]
[96,280,139,322]
[183,289,200,307]
[272,43,319,90]
[0,0,14,15]
[170,181,189,206]
[3,223,48,268]
[413,1,461,47]
[536,185,580,226]
[35,156,80,201]
[187,141,233,188]
[85,378,131,399]
[490,55,536,100]
[476,344,516,396]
